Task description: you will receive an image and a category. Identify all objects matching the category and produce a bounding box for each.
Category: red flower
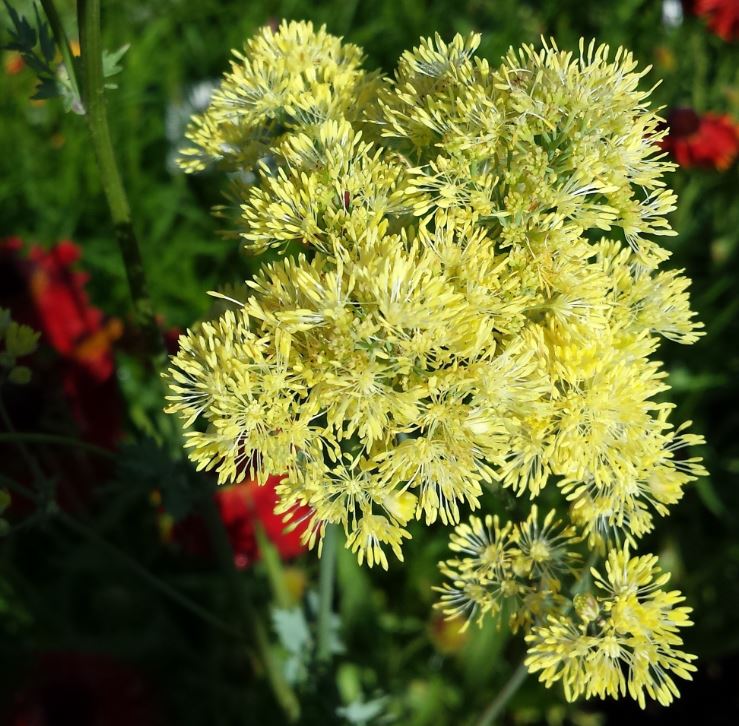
[6,652,162,726]
[3,51,25,75]
[693,0,739,41]
[660,108,739,170]
[170,476,311,569]
[162,323,182,356]
[0,238,123,447]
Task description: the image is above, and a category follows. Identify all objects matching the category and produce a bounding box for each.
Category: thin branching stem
[58,511,244,639]
[0,442,239,639]
[38,0,81,103]
[475,662,529,726]
[0,394,46,485]
[317,523,339,663]
[0,431,115,459]
[76,0,165,370]
[201,491,301,722]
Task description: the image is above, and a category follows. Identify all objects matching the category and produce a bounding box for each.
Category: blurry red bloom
[3,51,25,75]
[660,108,739,170]
[6,652,162,726]
[0,238,123,447]
[693,0,739,41]
[170,475,311,569]
[162,323,182,356]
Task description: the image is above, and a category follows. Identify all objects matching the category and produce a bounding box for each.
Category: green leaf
[102,43,130,78]
[2,0,36,51]
[336,697,389,725]
[20,51,49,75]
[695,478,727,519]
[272,606,312,656]
[272,606,313,685]
[2,0,21,31]
[31,76,58,100]
[34,3,55,63]
[55,61,84,114]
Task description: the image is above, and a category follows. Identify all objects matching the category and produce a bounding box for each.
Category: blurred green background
[1,0,738,724]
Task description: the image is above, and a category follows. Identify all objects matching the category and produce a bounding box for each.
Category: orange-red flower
[0,238,123,447]
[660,108,739,170]
[693,0,739,41]
[169,475,311,569]
[25,241,121,382]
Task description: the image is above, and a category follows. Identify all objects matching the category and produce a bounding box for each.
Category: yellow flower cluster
[167,22,706,705]
[435,506,580,632]
[525,548,696,708]
[179,21,380,175]
[438,511,696,708]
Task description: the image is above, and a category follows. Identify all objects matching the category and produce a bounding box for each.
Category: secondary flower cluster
[525,548,696,708]
[166,22,706,707]
[435,507,580,633]
[437,510,697,708]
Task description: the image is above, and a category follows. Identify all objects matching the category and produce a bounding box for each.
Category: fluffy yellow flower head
[524,548,696,709]
[167,25,705,696]
[435,506,580,632]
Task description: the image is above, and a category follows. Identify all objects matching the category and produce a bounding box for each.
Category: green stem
[475,662,528,726]
[39,0,81,105]
[0,432,115,459]
[200,491,300,722]
[572,550,599,597]
[474,551,601,725]
[0,472,38,500]
[77,0,165,371]
[254,521,293,610]
[57,510,242,638]
[317,523,338,663]
[0,395,46,486]
[0,467,240,641]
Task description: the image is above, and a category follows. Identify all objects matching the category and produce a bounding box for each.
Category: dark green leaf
[2,0,21,29]
[30,76,58,100]
[20,50,50,74]
[34,5,56,63]
[2,0,36,50]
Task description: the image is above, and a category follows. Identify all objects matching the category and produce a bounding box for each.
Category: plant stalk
[317,523,338,663]
[0,431,115,459]
[475,662,528,726]
[0,395,46,486]
[39,0,81,102]
[76,0,165,371]
[201,491,300,722]
[58,511,242,638]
